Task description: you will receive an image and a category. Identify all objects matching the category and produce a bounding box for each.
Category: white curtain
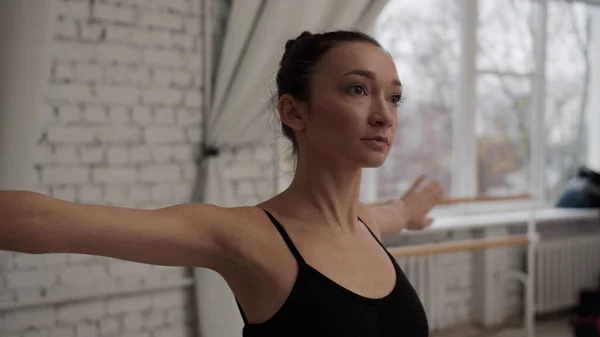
[194,0,389,336]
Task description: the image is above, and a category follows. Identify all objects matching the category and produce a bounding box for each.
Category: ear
[278,94,308,133]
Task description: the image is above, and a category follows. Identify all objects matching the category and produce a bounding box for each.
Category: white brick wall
[1,0,203,336]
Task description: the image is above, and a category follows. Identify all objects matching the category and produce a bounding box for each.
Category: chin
[359,153,388,168]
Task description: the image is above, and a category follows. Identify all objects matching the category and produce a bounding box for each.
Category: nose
[368,96,395,128]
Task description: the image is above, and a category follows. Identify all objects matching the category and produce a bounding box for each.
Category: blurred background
[0,1,599,337]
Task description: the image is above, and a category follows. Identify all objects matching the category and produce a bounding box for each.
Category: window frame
[363,0,600,215]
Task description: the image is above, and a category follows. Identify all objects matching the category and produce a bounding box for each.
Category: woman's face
[292,42,402,168]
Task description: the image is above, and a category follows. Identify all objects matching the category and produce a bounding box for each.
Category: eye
[389,94,403,105]
[347,84,367,96]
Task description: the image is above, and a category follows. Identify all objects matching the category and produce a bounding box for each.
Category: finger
[405,175,426,196]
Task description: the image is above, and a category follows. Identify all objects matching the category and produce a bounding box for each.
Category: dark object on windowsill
[556,167,600,209]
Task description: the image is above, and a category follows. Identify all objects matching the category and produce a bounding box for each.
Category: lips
[362,136,390,145]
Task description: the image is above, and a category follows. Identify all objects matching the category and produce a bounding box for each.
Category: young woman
[0,30,444,336]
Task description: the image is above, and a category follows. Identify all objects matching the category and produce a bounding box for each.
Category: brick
[166,308,185,325]
[155,108,175,124]
[79,184,103,202]
[172,183,191,201]
[140,165,181,182]
[158,0,189,13]
[60,264,109,284]
[151,289,188,309]
[171,34,195,52]
[153,69,172,87]
[182,163,196,179]
[97,44,139,64]
[106,25,134,43]
[105,65,131,84]
[226,163,263,179]
[6,269,57,289]
[58,105,82,123]
[144,126,185,143]
[107,296,152,315]
[53,185,77,201]
[51,42,95,62]
[141,12,184,31]
[47,83,93,103]
[83,106,108,123]
[3,307,55,332]
[132,29,170,48]
[80,146,105,164]
[75,322,98,337]
[186,126,201,142]
[130,184,151,202]
[173,71,192,87]
[77,63,104,83]
[144,311,165,329]
[80,23,105,41]
[99,317,120,335]
[107,147,129,164]
[155,327,187,337]
[105,185,129,202]
[35,145,55,165]
[49,327,75,337]
[42,167,89,184]
[40,104,58,124]
[95,85,139,105]
[56,1,90,19]
[176,109,202,125]
[22,330,45,337]
[131,66,152,85]
[55,62,77,81]
[173,145,193,161]
[151,145,173,162]
[189,55,202,71]
[130,145,152,162]
[43,253,68,266]
[12,253,45,269]
[94,3,135,24]
[109,106,131,123]
[185,18,200,35]
[151,183,171,201]
[96,126,141,143]
[93,167,137,183]
[131,107,153,123]
[142,88,183,106]
[143,49,183,68]
[55,146,79,164]
[184,91,202,108]
[123,313,144,331]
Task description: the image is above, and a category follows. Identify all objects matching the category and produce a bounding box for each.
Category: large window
[369,0,598,207]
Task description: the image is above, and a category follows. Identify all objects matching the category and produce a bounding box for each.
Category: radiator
[535,233,600,314]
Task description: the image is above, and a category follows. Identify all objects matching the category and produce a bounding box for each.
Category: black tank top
[236,210,429,337]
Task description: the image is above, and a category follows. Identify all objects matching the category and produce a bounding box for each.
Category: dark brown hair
[276,30,383,159]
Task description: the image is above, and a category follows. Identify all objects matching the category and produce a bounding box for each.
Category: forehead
[314,42,399,81]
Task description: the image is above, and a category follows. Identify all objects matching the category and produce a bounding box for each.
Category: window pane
[373,0,459,200]
[476,0,535,196]
[545,1,592,201]
[477,0,535,74]
[476,74,531,195]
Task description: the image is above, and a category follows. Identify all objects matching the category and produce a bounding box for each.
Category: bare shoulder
[358,202,382,239]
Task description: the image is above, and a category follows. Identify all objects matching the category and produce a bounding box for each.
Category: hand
[401,175,445,230]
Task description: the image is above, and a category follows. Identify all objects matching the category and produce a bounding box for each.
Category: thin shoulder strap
[358,217,386,249]
[262,209,306,264]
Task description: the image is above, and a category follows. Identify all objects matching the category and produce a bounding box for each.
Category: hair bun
[285,31,313,52]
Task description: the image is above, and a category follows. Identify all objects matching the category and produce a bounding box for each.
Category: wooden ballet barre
[369,194,531,207]
[388,234,531,258]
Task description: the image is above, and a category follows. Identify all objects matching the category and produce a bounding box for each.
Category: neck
[280,151,363,233]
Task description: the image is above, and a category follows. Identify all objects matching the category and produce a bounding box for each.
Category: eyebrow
[342,69,402,88]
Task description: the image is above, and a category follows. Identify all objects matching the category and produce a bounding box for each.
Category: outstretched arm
[0,190,240,270]
[365,176,445,239]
